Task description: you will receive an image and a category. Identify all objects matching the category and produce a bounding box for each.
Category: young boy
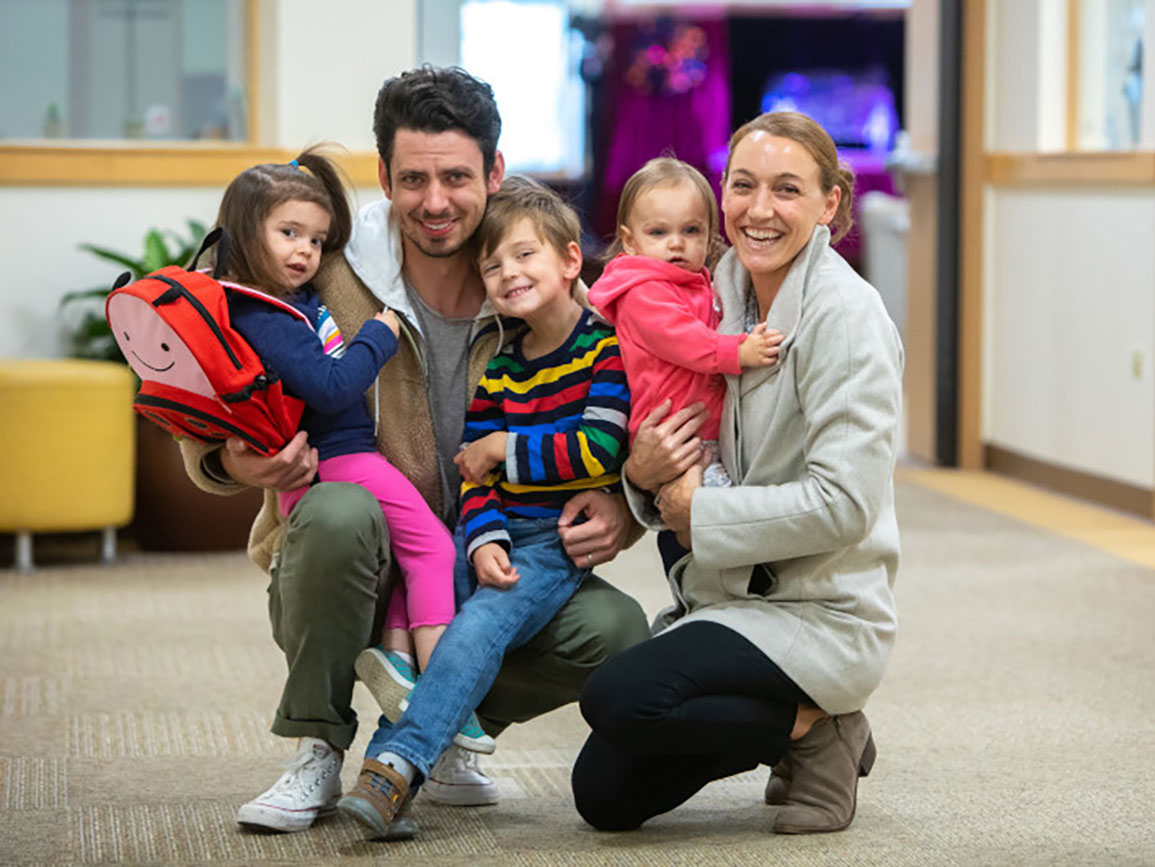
[338,177,631,840]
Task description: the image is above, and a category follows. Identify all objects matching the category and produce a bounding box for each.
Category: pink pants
[278,452,455,631]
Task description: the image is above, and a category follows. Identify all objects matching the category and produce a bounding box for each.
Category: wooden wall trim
[957,0,985,469]
[0,146,381,187]
[985,445,1153,519]
[986,151,1155,185]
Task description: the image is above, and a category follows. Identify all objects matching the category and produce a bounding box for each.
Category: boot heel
[857,732,876,777]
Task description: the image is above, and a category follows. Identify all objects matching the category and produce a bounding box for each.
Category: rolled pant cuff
[272,715,358,751]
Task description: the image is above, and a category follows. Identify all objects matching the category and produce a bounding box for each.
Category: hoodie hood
[343,197,501,339]
[587,254,713,324]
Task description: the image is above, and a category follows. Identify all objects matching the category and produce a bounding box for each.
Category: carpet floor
[2,476,1153,865]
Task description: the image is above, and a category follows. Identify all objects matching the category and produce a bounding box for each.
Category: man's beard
[404,223,479,261]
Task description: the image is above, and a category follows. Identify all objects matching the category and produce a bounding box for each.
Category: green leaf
[77,244,144,274]
[80,312,112,339]
[59,285,115,307]
[143,229,170,273]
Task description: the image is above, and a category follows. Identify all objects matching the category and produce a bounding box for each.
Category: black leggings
[571,621,811,831]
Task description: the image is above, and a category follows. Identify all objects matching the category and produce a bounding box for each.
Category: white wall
[0,0,415,360]
[984,189,1155,488]
[265,0,415,150]
[986,0,1067,151]
[0,185,385,359]
[982,0,1155,488]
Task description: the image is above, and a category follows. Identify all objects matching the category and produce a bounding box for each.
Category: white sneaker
[421,744,500,806]
[236,737,343,832]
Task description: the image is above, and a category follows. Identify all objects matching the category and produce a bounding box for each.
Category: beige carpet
[2,478,1154,865]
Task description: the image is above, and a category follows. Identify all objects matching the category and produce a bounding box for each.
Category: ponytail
[292,145,352,254]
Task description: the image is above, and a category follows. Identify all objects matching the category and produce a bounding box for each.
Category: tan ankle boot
[771,711,876,834]
[764,754,792,805]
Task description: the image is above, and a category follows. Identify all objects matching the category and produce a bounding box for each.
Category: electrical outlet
[1132,350,1145,381]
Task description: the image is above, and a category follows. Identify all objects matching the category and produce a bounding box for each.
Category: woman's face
[721,131,840,287]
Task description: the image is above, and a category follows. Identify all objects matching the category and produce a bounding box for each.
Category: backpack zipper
[150,274,243,370]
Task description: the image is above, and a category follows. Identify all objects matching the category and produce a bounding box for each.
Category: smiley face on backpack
[108,292,218,399]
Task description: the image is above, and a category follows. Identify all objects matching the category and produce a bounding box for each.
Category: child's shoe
[337,757,411,840]
[354,646,415,723]
[355,645,496,753]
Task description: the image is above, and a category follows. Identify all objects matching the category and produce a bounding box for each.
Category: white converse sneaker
[236,737,343,832]
[421,744,500,806]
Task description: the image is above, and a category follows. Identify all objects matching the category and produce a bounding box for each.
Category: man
[180,66,649,836]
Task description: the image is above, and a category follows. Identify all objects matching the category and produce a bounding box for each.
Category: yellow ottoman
[0,359,135,570]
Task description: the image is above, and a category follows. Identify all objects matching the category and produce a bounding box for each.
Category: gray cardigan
[627,226,903,715]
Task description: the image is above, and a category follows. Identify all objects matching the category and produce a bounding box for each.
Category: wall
[982,0,1155,490]
[0,0,415,360]
[984,188,1155,487]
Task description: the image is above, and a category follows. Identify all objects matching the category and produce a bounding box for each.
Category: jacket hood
[343,197,501,336]
[588,254,712,324]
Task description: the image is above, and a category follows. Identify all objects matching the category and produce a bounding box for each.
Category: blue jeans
[366,517,590,777]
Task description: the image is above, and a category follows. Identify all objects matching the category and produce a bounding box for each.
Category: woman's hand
[656,463,704,548]
[454,432,507,484]
[221,430,318,491]
[558,489,630,568]
[623,400,709,493]
[472,542,520,589]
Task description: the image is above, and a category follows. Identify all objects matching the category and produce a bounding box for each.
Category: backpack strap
[190,227,228,277]
[221,282,314,328]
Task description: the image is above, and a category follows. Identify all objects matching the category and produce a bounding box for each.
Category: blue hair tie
[289,159,300,168]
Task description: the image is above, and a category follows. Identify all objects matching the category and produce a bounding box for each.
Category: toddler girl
[588,157,782,488]
[213,147,490,752]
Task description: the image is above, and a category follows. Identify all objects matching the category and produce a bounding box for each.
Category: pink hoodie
[588,255,746,443]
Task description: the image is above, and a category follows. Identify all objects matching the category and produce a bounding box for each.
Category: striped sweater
[460,309,631,557]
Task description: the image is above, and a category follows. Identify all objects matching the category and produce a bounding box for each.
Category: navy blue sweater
[229,286,397,460]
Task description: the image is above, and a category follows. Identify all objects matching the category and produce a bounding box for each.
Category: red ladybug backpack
[104,229,306,455]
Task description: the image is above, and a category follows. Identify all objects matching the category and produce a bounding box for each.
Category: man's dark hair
[374,65,502,181]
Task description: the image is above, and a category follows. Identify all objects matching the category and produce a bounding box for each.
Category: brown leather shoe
[337,758,411,840]
[772,711,876,834]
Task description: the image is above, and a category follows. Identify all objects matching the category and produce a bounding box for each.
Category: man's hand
[454,432,507,485]
[473,542,520,589]
[220,430,318,491]
[558,489,630,569]
[656,462,704,549]
[623,400,709,493]
[738,323,784,369]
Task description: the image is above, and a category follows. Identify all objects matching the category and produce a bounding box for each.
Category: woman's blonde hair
[723,112,856,243]
[607,157,728,270]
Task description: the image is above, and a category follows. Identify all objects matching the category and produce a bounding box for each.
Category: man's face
[382,128,504,260]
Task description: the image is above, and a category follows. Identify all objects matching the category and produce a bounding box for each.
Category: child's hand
[738,323,784,369]
[454,432,508,484]
[472,543,520,589]
[374,308,400,337]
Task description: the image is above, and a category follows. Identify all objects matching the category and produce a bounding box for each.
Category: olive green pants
[268,482,650,749]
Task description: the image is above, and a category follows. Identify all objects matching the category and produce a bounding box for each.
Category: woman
[571,112,903,834]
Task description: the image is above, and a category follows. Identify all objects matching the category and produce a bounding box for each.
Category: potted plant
[62,222,264,552]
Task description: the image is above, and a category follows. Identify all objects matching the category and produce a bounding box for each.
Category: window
[0,0,249,142]
[459,0,586,176]
[1076,0,1146,149]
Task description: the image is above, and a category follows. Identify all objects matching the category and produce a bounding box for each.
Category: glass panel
[460,0,586,177]
[1077,0,1146,149]
[0,0,247,141]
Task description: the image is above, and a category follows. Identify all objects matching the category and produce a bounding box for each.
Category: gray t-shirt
[404,281,474,521]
